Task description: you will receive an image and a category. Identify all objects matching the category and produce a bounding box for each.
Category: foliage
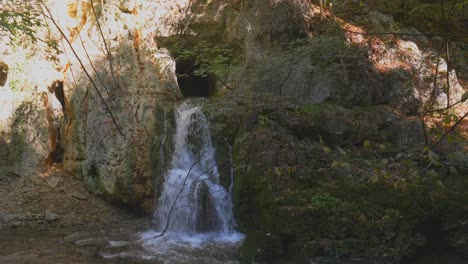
[7,52,34,91]
[167,40,240,83]
[308,192,342,209]
[0,1,42,42]
[7,100,32,162]
[0,0,61,61]
[335,0,467,35]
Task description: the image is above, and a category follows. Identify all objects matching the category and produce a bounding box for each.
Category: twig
[342,28,468,39]
[418,97,465,115]
[89,0,120,90]
[281,1,468,39]
[214,75,234,91]
[432,111,468,149]
[177,0,194,34]
[39,0,124,136]
[78,32,110,95]
[61,38,79,91]
[151,154,204,238]
[278,67,293,96]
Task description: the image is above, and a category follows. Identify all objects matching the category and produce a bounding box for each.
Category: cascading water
[108,99,245,263]
[152,100,236,233]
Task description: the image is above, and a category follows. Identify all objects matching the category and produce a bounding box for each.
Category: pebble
[71,192,88,200]
[64,232,84,243]
[47,177,61,188]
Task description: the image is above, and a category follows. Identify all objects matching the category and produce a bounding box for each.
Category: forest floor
[0,165,160,263]
[0,164,148,230]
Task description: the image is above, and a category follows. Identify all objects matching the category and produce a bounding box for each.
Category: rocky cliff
[0,0,466,262]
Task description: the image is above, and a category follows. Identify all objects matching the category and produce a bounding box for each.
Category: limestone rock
[71,191,88,201]
[47,177,62,188]
[44,210,60,222]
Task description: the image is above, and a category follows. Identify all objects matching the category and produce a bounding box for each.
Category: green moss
[233,133,275,231]
[301,103,330,115]
[6,100,32,163]
[207,94,468,262]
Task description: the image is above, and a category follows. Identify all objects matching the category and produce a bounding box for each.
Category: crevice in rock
[45,80,65,165]
[48,80,65,112]
[46,126,64,164]
[0,61,8,87]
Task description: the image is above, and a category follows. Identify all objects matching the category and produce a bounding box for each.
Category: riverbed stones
[44,210,60,222]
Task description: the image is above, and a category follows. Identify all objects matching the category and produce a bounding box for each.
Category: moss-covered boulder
[205,95,468,263]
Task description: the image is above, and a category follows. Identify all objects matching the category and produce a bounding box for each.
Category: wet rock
[9,221,22,227]
[75,237,107,247]
[0,212,26,224]
[0,211,12,223]
[64,232,87,243]
[44,210,60,222]
[71,192,87,201]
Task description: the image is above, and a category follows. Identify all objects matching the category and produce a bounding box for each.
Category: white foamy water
[110,99,245,263]
[151,100,238,233]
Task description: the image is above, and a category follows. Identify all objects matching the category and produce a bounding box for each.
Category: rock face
[204,95,468,262]
[0,1,466,252]
[42,0,185,212]
[52,0,464,214]
[0,83,63,176]
[184,1,464,111]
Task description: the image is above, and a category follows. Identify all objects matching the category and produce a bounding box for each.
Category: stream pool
[0,226,244,264]
[2,227,467,264]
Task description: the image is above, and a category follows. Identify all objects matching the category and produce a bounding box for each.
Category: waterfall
[152,100,236,234]
[102,99,244,263]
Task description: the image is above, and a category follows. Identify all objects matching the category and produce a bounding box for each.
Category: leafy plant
[0,1,61,60]
[167,40,241,89]
[309,192,342,209]
[0,3,42,43]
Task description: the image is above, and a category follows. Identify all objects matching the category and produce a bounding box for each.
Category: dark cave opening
[46,80,65,165]
[402,217,460,263]
[176,60,216,97]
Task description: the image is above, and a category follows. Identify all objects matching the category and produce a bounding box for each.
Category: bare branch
[432,111,468,149]
[39,0,125,136]
[89,0,121,90]
[78,32,110,96]
[151,152,204,238]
